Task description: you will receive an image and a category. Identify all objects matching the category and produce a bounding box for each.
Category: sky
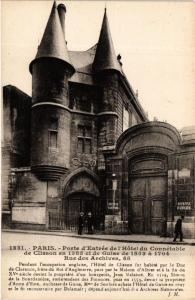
[2,0,195,129]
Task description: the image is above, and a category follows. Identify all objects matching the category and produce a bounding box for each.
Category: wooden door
[129,177,146,233]
[149,177,166,234]
[129,176,166,234]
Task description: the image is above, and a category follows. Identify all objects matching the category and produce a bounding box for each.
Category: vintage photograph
[1,1,195,299]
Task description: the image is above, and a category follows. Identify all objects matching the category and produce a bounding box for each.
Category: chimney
[57,3,66,38]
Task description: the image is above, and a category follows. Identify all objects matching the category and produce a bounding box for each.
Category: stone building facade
[2,1,195,238]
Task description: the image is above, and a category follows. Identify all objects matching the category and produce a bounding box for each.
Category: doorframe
[63,192,100,230]
[61,168,101,230]
[127,151,168,235]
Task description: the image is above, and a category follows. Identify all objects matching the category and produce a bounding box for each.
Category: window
[72,94,91,112]
[85,139,91,154]
[99,129,107,145]
[49,117,58,148]
[78,138,84,153]
[49,131,57,148]
[77,125,92,154]
[50,117,58,130]
[123,106,129,131]
[132,114,137,126]
[48,181,58,197]
[78,125,84,137]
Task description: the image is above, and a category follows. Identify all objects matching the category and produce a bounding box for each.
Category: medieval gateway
[2,2,195,238]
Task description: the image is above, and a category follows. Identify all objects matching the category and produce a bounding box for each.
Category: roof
[69,8,123,82]
[93,9,122,74]
[69,45,96,85]
[3,85,31,100]
[69,44,97,72]
[29,1,74,74]
[181,126,195,145]
[28,2,147,120]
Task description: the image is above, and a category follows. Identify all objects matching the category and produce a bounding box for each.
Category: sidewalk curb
[2,229,195,246]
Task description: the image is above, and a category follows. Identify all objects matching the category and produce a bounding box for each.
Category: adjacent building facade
[2,1,195,238]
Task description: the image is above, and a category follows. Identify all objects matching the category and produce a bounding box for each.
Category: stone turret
[93,9,122,170]
[30,1,75,180]
[93,8,122,74]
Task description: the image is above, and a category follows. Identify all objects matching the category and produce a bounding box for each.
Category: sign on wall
[178,168,191,178]
[177,202,191,211]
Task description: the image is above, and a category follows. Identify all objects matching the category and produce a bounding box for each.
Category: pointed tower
[93,9,121,170]
[30,1,75,179]
[93,8,121,74]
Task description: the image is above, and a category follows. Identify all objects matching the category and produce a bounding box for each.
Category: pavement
[2,229,195,245]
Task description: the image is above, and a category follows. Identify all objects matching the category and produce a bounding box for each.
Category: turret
[30,1,75,180]
[93,9,121,75]
[93,9,122,170]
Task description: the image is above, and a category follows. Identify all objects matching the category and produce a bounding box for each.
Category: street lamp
[111,173,117,209]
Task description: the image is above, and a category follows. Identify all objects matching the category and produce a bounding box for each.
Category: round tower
[93,8,122,170]
[30,1,75,180]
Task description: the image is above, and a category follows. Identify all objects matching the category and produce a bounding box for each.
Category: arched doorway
[129,154,167,235]
[65,192,100,231]
[113,121,181,235]
[62,168,101,231]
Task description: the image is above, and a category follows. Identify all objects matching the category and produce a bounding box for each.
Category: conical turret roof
[93,9,121,74]
[29,1,74,74]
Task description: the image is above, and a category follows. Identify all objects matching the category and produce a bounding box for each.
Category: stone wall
[32,60,70,106]
[31,106,71,173]
[118,80,143,131]
[167,144,195,238]
[11,170,47,230]
[70,112,98,172]
[3,85,31,166]
[2,86,31,224]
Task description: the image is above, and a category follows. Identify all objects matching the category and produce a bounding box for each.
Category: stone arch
[62,167,101,231]
[107,121,181,235]
[116,121,181,155]
[63,167,100,196]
